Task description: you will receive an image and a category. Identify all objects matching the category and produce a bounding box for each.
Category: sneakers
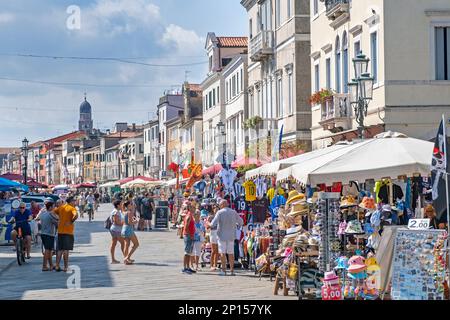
[182,268,192,274]
[187,268,197,273]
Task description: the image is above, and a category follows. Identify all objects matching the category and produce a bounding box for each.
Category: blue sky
[0,0,247,146]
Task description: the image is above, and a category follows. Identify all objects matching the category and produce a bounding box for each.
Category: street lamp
[21,138,29,186]
[80,144,85,183]
[348,53,374,139]
[216,120,226,167]
[130,159,136,180]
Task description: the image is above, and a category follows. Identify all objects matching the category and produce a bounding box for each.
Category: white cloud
[78,0,161,37]
[0,12,15,24]
[161,24,205,56]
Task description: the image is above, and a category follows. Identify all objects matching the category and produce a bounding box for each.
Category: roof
[45,131,86,145]
[0,148,20,154]
[84,145,100,152]
[217,37,248,48]
[28,141,44,148]
[189,84,202,93]
[105,131,141,139]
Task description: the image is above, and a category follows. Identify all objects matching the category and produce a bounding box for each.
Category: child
[191,211,205,271]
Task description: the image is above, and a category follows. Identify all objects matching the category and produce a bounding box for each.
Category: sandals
[55,266,62,272]
[42,267,50,272]
[124,259,134,265]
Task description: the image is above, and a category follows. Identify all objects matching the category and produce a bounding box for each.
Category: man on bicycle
[85,192,96,221]
[9,202,33,259]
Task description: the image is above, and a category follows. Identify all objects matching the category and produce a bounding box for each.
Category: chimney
[132,123,136,132]
[183,82,191,123]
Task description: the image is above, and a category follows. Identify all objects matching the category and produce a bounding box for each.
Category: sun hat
[347,271,367,280]
[287,201,309,217]
[344,220,364,234]
[359,197,376,210]
[347,255,367,274]
[323,270,340,286]
[340,196,358,208]
[334,256,349,270]
[286,190,305,205]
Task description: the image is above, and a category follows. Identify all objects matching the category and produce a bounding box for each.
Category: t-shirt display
[255,177,268,199]
[218,168,237,192]
[243,180,257,202]
[270,195,286,219]
[252,198,269,224]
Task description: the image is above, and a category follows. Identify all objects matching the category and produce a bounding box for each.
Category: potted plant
[309,89,334,106]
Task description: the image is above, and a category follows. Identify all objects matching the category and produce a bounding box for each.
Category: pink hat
[323,271,339,286]
[347,255,367,274]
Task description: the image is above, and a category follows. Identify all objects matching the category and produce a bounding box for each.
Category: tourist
[110,200,125,264]
[211,199,243,276]
[78,192,86,218]
[53,196,78,272]
[207,204,220,271]
[35,199,59,271]
[182,201,196,274]
[121,201,139,265]
[424,204,446,229]
[191,210,205,271]
[9,202,33,259]
[141,192,155,231]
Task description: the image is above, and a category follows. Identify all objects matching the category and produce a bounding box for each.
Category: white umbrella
[245,142,352,179]
[121,178,165,189]
[277,131,433,186]
[99,181,120,188]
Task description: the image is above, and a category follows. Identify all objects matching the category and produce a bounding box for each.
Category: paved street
[0,204,296,300]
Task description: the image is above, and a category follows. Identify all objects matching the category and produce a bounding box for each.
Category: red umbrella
[27,180,48,188]
[0,173,24,181]
[73,183,96,189]
[202,164,223,175]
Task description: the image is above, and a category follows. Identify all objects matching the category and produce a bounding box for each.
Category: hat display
[287,201,309,217]
[323,270,340,286]
[286,190,305,205]
[344,220,364,234]
[286,225,303,235]
[340,196,358,208]
[347,255,367,274]
[359,197,376,210]
[307,192,319,204]
[381,204,392,212]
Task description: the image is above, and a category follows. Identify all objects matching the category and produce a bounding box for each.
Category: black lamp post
[348,53,374,140]
[217,120,226,166]
[21,138,29,186]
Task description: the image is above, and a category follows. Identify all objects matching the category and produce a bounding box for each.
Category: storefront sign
[321,285,342,300]
[154,206,169,229]
[407,219,430,230]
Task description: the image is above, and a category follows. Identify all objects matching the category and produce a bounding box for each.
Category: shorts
[192,241,202,257]
[210,230,218,244]
[41,234,55,251]
[57,234,74,251]
[218,240,235,255]
[121,225,134,239]
[184,235,194,255]
[110,229,122,239]
[13,225,31,237]
[143,212,152,220]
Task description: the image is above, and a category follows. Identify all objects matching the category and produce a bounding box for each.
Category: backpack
[104,216,112,230]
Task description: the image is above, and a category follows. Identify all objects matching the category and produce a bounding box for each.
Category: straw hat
[286,190,305,205]
[287,201,309,217]
[359,197,376,210]
[340,196,358,208]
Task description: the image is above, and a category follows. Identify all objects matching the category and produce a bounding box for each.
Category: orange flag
[186,163,203,190]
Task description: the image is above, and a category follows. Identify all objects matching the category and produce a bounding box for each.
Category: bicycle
[8,221,26,266]
[86,204,94,222]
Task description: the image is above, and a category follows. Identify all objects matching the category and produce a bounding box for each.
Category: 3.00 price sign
[407,219,430,230]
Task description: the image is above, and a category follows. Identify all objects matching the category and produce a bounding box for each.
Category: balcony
[249,31,274,62]
[324,0,350,28]
[247,118,278,143]
[319,94,351,133]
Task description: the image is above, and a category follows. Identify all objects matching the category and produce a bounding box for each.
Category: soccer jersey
[255,177,268,198]
[218,168,237,192]
[242,180,257,202]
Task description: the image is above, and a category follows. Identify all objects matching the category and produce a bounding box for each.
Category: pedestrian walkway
[0,204,296,300]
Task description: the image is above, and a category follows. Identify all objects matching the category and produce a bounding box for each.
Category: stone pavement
[0,204,297,300]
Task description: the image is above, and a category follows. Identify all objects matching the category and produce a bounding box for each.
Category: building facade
[241,0,312,158]
[143,119,160,179]
[310,0,450,149]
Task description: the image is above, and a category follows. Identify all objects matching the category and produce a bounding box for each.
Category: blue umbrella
[0,177,29,192]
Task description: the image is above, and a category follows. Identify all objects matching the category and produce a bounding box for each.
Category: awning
[202,164,223,175]
[27,180,48,188]
[0,173,24,181]
[165,177,189,187]
[121,178,165,189]
[99,181,120,188]
[277,131,433,185]
[73,183,97,189]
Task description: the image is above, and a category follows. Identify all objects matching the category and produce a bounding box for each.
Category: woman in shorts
[121,201,139,265]
[110,200,125,264]
[35,199,59,271]
[207,205,219,271]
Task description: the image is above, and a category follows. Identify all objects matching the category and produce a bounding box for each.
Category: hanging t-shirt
[232,182,245,198]
[251,198,269,224]
[194,180,206,192]
[270,195,287,220]
[255,177,268,198]
[267,187,285,203]
[218,168,237,192]
[243,180,257,202]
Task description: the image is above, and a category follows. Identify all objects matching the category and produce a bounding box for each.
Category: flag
[186,163,203,190]
[431,117,447,200]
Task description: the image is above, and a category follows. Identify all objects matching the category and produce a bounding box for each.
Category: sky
[0,0,248,147]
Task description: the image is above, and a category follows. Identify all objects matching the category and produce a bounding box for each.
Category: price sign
[407,219,430,230]
[321,285,342,300]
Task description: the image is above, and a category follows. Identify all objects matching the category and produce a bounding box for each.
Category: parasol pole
[443,114,450,295]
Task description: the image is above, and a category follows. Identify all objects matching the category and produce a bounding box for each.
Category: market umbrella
[27,180,48,188]
[99,181,120,188]
[0,177,29,192]
[121,178,164,189]
[0,173,24,181]
[202,163,223,175]
[245,142,352,180]
[277,131,434,186]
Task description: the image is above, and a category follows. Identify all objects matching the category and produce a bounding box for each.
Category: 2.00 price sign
[407,219,430,230]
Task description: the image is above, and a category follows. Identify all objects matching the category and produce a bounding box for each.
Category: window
[217,86,220,104]
[236,73,240,94]
[313,0,319,15]
[314,64,320,92]
[232,75,236,97]
[287,0,291,19]
[326,58,331,89]
[225,82,229,102]
[222,58,232,67]
[240,69,243,91]
[139,144,143,154]
[276,0,281,27]
[249,18,253,39]
[249,92,254,118]
[342,32,349,93]
[209,56,213,72]
[288,71,293,115]
[354,40,361,58]
[213,88,216,106]
[371,32,378,83]
[435,27,450,80]
[209,91,213,108]
[335,36,341,92]
[277,77,283,118]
